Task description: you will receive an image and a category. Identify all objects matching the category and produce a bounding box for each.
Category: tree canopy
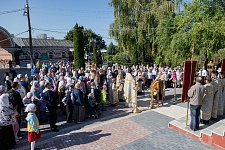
[109,0,225,67]
[65,28,107,52]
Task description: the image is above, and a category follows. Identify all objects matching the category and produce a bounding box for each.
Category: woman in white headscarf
[30,81,42,119]
[0,94,18,149]
[31,81,42,100]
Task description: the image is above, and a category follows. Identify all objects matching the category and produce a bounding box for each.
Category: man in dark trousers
[72,82,84,123]
[43,81,59,132]
[7,82,24,136]
[188,77,205,131]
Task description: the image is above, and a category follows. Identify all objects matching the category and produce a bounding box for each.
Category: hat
[0,85,6,92]
[24,103,36,112]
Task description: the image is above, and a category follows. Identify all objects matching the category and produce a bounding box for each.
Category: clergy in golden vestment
[201,76,214,124]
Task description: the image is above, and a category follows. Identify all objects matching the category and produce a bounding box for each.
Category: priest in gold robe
[211,71,219,120]
[201,76,214,124]
[124,68,136,107]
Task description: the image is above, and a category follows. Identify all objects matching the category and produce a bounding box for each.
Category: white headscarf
[27,92,33,98]
[24,103,36,112]
[0,94,9,107]
[59,80,66,87]
[6,76,10,80]
[14,77,20,83]
[66,77,72,86]
[0,85,6,93]
[32,81,39,88]
[39,80,45,86]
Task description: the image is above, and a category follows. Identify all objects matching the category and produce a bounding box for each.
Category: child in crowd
[23,92,33,122]
[9,102,21,142]
[87,93,100,118]
[25,103,41,150]
[101,84,107,111]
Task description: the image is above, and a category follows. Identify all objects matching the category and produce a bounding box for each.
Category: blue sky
[0,0,115,46]
[0,0,191,44]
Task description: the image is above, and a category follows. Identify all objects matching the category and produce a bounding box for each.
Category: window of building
[40,53,48,60]
[34,52,39,59]
[48,52,53,59]
[23,52,30,60]
[62,52,66,58]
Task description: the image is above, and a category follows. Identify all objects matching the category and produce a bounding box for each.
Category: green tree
[109,0,177,65]
[65,28,107,53]
[93,42,98,66]
[73,23,85,69]
[107,42,117,55]
[98,48,103,65]
[170,0,225,66]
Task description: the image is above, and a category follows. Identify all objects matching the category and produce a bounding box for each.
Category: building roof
[13,37,73,47]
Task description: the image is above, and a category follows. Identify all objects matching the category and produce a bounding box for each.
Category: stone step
[169,115,225,149]
[169,116,225,138]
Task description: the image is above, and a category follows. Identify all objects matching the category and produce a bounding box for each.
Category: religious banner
[221,58,225,73]
[181,60,197,102]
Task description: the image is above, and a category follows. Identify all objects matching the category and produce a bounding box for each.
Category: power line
[32,28,114,39]
[30,11,114,19]
[0,8,24,15]
[31,6,113,13]
[32,28,67,34]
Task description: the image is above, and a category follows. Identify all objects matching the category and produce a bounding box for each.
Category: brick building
[0,26,73,67]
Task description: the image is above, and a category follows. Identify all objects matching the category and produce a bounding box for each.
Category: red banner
[221,58,225,73]
[181,61,197,102]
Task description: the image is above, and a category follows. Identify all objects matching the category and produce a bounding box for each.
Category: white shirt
[146,72,152,79]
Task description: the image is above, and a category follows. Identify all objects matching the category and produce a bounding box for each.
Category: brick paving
[119,111,215,150]
[15,88,216,150]
[35,119,151,150]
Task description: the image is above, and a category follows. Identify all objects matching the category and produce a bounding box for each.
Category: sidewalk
[15,88,215,150]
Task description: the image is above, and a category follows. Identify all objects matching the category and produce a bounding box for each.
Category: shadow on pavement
[16,104,130,149]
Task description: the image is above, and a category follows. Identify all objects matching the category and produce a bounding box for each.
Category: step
[169,115,225,149]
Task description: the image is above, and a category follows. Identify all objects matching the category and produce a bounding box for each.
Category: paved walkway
[15,88,215,150]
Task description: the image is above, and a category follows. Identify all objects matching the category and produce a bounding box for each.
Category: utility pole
[24,0,33,69]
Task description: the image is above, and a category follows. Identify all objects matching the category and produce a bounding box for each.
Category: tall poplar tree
[73,23,85,69]
[93,42,99,66]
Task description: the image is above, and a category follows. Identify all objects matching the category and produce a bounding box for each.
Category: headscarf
[0,94,9,107]
[14,77,20,83]
[24,103,36,112]
[59,80,66,87]
[66,77,72,86]
[0,85,6,93]
[32,81,39,88]
[6,76,10,80]
[27,92,33,98]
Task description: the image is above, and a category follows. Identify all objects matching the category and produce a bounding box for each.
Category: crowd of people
[188,70,225,131]
[2,60,211,150]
